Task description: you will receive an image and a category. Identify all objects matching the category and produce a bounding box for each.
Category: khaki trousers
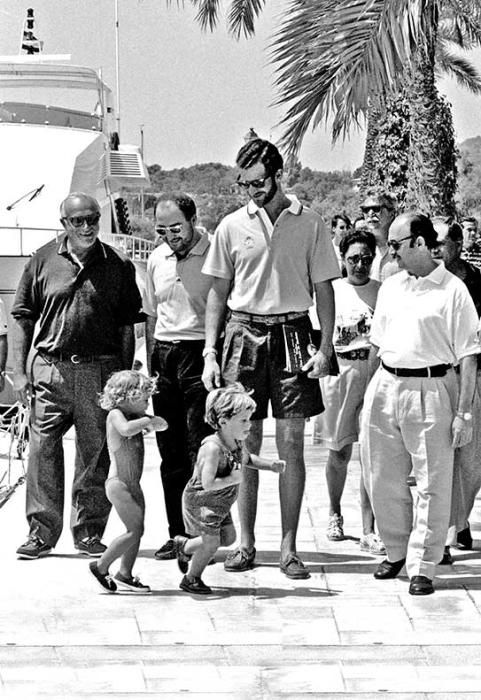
[360,366,457,580]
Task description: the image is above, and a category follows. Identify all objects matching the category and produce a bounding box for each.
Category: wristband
[202,347,217,358]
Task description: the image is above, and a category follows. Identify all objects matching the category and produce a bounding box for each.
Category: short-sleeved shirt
[142,233,211,341]
[0,299,8,336]
[203,198,340,315]
[332,278,380,353]
[11,235,142,356]
[371,262,480,367]
[370,246,399,282]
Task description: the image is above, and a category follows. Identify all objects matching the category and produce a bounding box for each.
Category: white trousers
[360,366,457,580]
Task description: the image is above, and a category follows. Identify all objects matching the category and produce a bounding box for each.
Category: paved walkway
[1,427,481,699]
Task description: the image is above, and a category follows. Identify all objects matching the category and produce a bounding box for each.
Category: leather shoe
[409,575,434,596]
[439,546,453,565]
[373,558,406,579]
[456,525,473,550]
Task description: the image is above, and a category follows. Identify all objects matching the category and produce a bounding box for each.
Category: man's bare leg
[276,417,306,561]
[236,419,263,552]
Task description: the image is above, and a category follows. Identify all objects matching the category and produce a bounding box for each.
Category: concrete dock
[1,427,481,699]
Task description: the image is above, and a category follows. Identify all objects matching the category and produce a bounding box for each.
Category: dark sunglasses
[155,223,184,236]
[64,212,100,228]
[387,235,412,251]
[360,205,382,214]
[345,254,374,266]
[237,176,269,189]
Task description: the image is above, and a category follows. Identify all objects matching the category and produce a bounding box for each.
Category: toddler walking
[89,370,167,593]
[174,383,285,594]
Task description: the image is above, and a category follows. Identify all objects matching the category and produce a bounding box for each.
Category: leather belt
[382,361,451,378]
[40,352,118,365]
[337,348,370,361]
[230,310,307,326]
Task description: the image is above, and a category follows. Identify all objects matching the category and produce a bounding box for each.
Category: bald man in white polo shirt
[360,213,480,596]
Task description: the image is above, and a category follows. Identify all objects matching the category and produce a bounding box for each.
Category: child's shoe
[89,561,117,593]
[173,535,191,574]
[114,572,151,593]
[179,575,212,595]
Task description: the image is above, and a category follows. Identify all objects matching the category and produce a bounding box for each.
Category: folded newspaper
[282,325,339,375]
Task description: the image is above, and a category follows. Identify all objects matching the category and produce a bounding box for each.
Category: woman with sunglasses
[313,229,385,554]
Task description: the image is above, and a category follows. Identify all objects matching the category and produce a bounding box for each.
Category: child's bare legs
[96,480,144,578]
[184,524,236,580]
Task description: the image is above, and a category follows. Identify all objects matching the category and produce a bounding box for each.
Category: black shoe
[456,525,473,550]
[17,535,52,560]
[373,558,406,579]
[89,561,117,593]
[409,575,434,596]
[439,546,453,565]
[179,575,212,595]
[154,539,176,560]
[173,535,191,574]
[75,535,107,557]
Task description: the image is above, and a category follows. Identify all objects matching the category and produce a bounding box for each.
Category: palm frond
[440,0,481,47]
[271,0,428,155]
[191,0,221,32]
[228,0,265,38]
[436,41,481,93]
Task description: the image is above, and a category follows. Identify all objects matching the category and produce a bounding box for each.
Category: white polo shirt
[371,262,480,367]
[143,233,211,341]
[203,197,340,315]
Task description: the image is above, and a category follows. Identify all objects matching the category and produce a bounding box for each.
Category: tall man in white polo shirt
[361,213,479,596]
[202,139,339,579]
[143,193,213,561]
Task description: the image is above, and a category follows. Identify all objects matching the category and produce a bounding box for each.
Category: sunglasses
[64,212,100,228]
[345,254,374,266]
[360,205,382,214]
[155,223,184,236]
[387,235,412,251]
[237,176,269,189]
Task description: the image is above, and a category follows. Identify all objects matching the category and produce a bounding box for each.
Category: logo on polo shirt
[244,236,254,248]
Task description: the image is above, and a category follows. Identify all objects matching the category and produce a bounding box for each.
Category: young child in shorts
[174,383,286,595]
[89,370,167,594]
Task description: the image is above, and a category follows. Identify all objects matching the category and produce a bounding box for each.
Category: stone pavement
[1,426,481,699]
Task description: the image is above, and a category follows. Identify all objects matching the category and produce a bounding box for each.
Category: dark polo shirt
[12,235,142,356]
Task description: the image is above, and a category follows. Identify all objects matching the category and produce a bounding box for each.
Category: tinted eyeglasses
[345,254,374,267]
[360,204,382,214]
[387,235,413,251]
[64,212,100,228]
[237,176,269,189]
[155,223,184,236]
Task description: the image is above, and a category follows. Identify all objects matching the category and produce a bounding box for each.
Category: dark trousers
[151,340,211,538]
[26,353,121,545]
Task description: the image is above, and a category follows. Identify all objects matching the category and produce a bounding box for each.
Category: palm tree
[182,0,481,214]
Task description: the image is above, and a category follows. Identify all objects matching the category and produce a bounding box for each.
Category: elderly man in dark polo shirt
[12,192,142,560]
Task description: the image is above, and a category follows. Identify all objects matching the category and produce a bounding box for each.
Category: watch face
[464,413,473,420]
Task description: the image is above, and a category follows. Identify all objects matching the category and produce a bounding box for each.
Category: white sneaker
[326,514,344,541]
[360,533,386,555]
[114,572,151,593]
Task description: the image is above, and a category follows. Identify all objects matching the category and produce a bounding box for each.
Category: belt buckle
[70,354,81,364]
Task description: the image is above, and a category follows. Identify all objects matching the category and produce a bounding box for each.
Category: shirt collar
[57,234,107,260]
[401,260,447,286]
[247,194,303,217]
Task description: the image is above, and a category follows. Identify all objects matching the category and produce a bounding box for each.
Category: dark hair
[339,229,377,257]
[447,221,464,242]
[361,188,397,212]
[236,138,283,175]
[154,192,196,221]
[404,213,438,250]
[331,214,351,229]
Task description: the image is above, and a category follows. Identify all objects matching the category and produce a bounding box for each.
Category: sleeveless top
[189,433,245,490]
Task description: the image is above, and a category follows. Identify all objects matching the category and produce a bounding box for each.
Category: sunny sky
[2,1,481,172]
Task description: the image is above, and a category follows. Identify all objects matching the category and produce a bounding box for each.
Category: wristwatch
[202,346,217,358]
[456,411,473,421]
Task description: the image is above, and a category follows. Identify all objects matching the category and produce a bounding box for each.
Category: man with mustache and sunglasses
[201,138,340,579]
[143,192,213,562]
[360,212,480,595]
[12,192,142,560]
[360,189,399,282]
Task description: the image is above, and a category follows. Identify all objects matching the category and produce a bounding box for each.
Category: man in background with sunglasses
[12,192,142,560]
[201,138,339,580]
[360,189,399,282]
[360,212,479,595]
[143,193,213,561]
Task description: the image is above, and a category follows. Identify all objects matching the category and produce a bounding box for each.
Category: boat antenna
[20,8,43,55]
[114,0,121,139]
[6,185,45,211]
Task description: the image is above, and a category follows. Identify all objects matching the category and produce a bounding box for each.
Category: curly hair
[99,370,156,411]
[204,383,257,430]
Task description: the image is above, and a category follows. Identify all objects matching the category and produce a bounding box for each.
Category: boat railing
[99,232,157,262]
[0,227,156,261]
[0,226,63,256]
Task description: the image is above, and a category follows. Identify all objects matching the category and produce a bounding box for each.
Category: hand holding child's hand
[149,416,168,432]
[271,459,286,474]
